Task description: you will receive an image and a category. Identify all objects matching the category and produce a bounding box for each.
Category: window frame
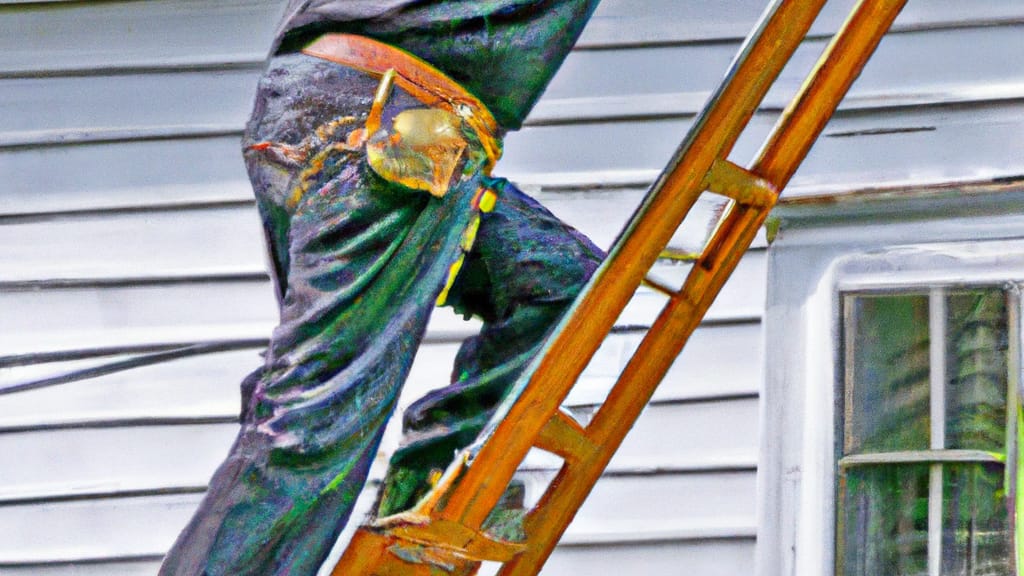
[823,244,1024,576]
[835,283,1021,576]
[758,238,1024,576]
[756,183,1024,576]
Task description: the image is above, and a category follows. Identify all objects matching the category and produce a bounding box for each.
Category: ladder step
[704,159,777,208]
[535,410,598,462]
[641,274,678,297]
[377,515,526,563]
[334,451,522,572]
[333,527,481,575]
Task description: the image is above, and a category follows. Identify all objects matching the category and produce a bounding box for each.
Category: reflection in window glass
[847,294,931,454]
[946,291,1009,452]
[942,463,1012,575]
[841,465,930,576]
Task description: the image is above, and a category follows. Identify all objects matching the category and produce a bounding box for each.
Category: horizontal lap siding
[0,0,279,74]
[4,0,1016,574]
[0,349,264,429]
[0,399,760,504]
[1,560,166,576]
[0,470,757,564]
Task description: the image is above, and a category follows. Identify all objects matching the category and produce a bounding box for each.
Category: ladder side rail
[752,0,909,187]
[436,0,829,531]
[498,1,908,574]
[697,0,910,309]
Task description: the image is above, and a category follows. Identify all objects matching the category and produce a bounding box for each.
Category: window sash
[841,286,1017,457]
[837,285,1020,576]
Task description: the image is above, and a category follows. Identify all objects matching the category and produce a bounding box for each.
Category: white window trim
[787,239,1024,576]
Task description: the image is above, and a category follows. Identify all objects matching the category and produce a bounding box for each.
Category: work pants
[159,52,602,575]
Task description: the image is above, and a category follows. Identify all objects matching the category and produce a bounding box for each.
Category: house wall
[0,1,1020,574]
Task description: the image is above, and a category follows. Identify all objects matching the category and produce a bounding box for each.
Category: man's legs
[377,177,605,517]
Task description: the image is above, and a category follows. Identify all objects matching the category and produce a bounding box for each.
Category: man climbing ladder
[161,0,909,573]
[160,1,607,574]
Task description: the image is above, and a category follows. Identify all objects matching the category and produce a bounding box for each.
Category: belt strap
[303,34,503,171]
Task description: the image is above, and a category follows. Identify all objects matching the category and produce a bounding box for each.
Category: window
[837,286,1020,575]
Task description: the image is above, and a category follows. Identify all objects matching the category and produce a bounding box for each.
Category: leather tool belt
[303,34,503,175]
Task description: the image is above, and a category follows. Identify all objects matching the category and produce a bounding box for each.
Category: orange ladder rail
[332,0,908,574]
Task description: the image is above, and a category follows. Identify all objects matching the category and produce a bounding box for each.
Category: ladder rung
[641,274,678,297]
[534,410,598,462]
[704,159,777,208]
[333,527,485,575]
[344,450,525,567]
[378,516,526,563]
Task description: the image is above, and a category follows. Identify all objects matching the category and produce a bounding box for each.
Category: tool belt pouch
[365,107,469,198]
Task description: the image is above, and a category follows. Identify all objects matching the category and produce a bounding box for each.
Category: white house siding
[1,1,1019,575]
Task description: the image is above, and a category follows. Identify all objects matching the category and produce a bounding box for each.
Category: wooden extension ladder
[332,0,907,574]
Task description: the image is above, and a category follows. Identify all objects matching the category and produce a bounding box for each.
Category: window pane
[946,290,1009,453]
[942,462,1013,575]
[847,294,931,454]
[840,465,930,576]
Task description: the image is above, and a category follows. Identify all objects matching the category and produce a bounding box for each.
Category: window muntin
[838,287,1016,576]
